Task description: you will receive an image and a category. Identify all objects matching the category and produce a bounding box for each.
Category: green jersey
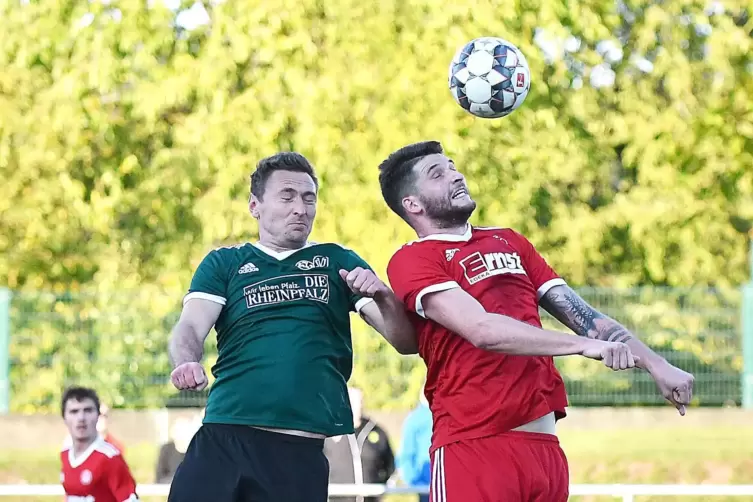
[184,241,373,437]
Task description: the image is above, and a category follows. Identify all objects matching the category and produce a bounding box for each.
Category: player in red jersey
[377,141,695,502]
[60,386,139,502]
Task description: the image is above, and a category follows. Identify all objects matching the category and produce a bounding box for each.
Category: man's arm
[359,293,418,355]
[169,298,221,366]
[106,455,139,502]
[422,287,638,369]
[540,284,695,414]
[168,298,222,391]
[340,268,419,355]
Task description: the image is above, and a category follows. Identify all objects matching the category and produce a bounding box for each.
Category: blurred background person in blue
[396,384,432,502]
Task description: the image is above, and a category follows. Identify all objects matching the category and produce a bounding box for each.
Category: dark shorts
[168,423,329,502]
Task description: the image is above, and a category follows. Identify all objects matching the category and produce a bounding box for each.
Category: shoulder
[311,242,372,267]
[314,242,361,257]
[473,226,531,247]
[313,242,356,256]
[473,226,519,239]
[403,406,429,428]
[194,243,252,272]
[93,438,123,460]
[209,242,253,258]
[387,241,441,269]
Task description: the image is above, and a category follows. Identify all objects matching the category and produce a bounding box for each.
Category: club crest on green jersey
[295,255,330,271]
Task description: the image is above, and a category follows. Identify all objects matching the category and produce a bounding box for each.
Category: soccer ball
[448,37,531,119]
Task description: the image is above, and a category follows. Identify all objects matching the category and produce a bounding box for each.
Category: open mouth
[451,187,468,199]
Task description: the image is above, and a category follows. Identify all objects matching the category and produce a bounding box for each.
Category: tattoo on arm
[540,286,634,343]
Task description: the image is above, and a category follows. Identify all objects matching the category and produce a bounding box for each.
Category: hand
[339,267,389,298]
[648,360,695,416]
[171,362,208,391]
[581,339,640,371]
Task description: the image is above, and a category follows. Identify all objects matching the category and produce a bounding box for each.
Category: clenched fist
[649,361,695,416]
[581,339,640,371]
[339,267,389,298]
[171,362,208,391]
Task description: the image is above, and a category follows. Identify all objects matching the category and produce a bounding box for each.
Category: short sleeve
[183,250,228,306]
[107,455,139,502]
[508,230,566,300]
[387,246,460,318]
[342,249,375,313]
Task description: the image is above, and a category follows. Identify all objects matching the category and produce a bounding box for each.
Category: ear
[249,195,261,219]
[401,195,422,217]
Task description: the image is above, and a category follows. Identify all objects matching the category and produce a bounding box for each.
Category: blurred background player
[154,416,199,484]
[97,404,126,456]
[166,152,416,502]
[324,386,395,502]
[62,402,126,456]
[377,140,695,501]
[396,385,432,502]
[60,386,138,502]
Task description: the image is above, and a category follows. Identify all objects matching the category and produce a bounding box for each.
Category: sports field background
[2,0,753,500]
[3,413,752,502]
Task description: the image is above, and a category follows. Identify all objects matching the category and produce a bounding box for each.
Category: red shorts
[430,431,569,502]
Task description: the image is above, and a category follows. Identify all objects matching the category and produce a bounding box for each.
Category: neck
[72,435,97,456]
[415,222,468,239]
[258,236,307,253]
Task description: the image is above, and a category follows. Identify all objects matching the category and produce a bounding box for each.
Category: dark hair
[378,141,444,221]
[61,386,101,417]
[250,152,319,200]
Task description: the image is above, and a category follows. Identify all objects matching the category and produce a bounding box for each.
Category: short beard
[421,195,476,229]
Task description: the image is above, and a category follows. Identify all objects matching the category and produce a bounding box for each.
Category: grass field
[2,424,752,502]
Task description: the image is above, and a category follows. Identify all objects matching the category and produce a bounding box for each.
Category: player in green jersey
[166,152,416,502]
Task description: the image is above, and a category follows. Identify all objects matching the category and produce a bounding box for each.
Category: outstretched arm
[422,287,637,369]
[168,298,221,391]
[340,268,419,355]
[540,285,695,414]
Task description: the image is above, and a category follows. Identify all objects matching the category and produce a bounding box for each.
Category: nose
[291,197,306,216]
[452,170,465,184]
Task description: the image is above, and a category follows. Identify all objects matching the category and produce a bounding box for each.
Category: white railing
[2,483,753,501]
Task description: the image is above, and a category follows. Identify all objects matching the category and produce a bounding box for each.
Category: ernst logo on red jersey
[459,251,526,285]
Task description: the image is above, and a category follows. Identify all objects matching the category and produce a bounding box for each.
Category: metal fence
[0,286,748,413]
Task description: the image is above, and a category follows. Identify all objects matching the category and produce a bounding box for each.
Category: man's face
[408,153,476,225]
[63,398,99,442]
[250,170,317,247]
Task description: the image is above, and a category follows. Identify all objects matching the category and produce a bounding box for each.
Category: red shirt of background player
[387,224,569,454]
[60,436,138,502]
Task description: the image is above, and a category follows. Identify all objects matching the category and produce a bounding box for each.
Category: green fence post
[744,234,753,409]
[744,283,753,409]
[0,288,10,414]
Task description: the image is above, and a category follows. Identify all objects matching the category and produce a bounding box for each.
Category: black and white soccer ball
[448,37,531,119]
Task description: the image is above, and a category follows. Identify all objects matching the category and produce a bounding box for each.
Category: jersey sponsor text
[243,274,330,307]
[459,251,526,285]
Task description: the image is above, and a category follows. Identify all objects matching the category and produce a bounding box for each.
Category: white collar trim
[253,241,316,261]
[417,224,473,243]
[68,435,103,468]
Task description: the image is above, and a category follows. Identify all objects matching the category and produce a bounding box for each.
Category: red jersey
[387,225,569,453]
[60,436,138,502]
